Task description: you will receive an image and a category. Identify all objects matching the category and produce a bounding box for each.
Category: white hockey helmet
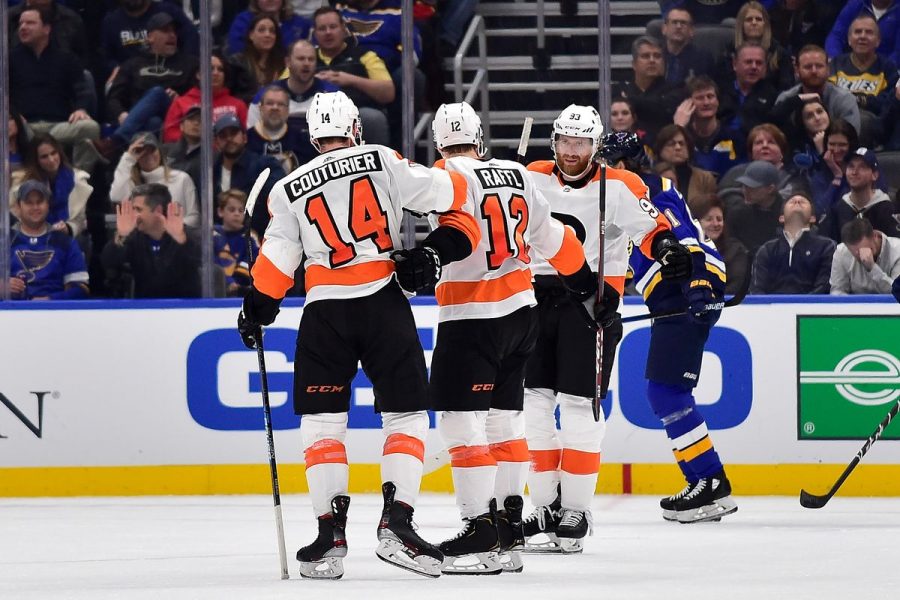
[432,101,485,157]
[551,104,604,159]
[307,91,363,150]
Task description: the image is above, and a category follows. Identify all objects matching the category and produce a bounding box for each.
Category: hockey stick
[516,117,534,164]
[800,396,900,509]
[593,163,607,422]
[244,169,290,580]
[619,265,750,324]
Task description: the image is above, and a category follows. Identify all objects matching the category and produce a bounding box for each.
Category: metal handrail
[453,15,492,150]
[182,0,221,27]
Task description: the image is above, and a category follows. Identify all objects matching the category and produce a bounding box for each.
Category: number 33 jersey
[252,144,475,304]
[430,156,586,322]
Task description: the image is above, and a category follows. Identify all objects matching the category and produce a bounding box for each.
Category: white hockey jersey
[526,161,670,294]
[252,144,475,304]
[431,156,585,322]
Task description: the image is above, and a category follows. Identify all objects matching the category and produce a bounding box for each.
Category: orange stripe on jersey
[447,170,469,211]
[383,433,425,462]
[435,268,532,306]
[251,253,295,299]
[526,160,555,175]
[449,445,497,468]
[489,438,530,463]
[305,260,394,292]
[560,448,601,475]
[433,158,446,169]
[304,439,348,467]
[637,219,672,259]
[604,275,626,296]
[529,449,562,473]
[547,225,586,276]
[437,210,481,253]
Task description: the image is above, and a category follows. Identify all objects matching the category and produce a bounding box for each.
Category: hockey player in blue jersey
[602,132,738,524]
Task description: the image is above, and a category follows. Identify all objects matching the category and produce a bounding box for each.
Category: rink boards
[1,296,899,497]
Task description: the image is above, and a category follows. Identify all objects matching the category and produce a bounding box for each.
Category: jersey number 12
[481,193,530,270]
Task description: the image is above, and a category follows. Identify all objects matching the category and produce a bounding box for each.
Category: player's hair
[218,189,248,211]
[631,35,663,60]
[747,123,788,159]
[131,183,172,211]
[441,143,478,156]
[686,75,718,97]
[315,136,353,146]
[841,218,875,245]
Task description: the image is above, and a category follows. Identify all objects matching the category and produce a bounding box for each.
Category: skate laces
[448,518,477,542]
[683,478,708,500]
[559,509,593,531]
[669,482,694,502]
[524,505,553,530]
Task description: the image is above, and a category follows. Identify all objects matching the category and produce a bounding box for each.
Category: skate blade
[440,551,502,575]
[676,497,738,524]
[499,550,524,573]
[298,556,344,580]
[522,533,563,554]
[376,537,442,578]
[662,509,677,522]
[558,537,584,554]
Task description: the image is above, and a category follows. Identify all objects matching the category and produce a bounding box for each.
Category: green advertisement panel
[797,316,900,440]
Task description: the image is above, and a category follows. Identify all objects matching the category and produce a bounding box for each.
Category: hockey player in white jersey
[237,92,480,579]
[427,102,595,575]
[522,105,692,553]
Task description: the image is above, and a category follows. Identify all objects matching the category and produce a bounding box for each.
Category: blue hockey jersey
[336,1,422,70]
[9,227,89,300]
[629,179,726,312]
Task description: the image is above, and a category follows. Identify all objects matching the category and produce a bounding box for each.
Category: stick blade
[245,167,272,218]
[799,489,829,509]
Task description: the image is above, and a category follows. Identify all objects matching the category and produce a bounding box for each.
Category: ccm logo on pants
[306,385,346,393]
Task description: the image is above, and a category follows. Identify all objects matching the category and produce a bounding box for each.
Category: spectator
[247,39,339,127]
[825,0,900,66]
[8,180,90,301]
[335,0,422,72]
[652,124,717,211]
[162,53,248,144]
[786,97,830,159]
[102,182,200,298]
[215,189,257,296]
[660,6,715,84]
[721,1,794,90]
[612,35,685,141]
[9,6,101,173]
[769,0,844,57]
[718,43,779,136]
[434,0,477,55]
[673,76,744,178]
[728,160,785,257]
[100,0,198,77]
[823,148,900,241]
[609,97,654,158]
[311,6,394,146]
[95,12,199,160]
[162,104,201,189]
[227,0,312,56]
[228,14,287,104]
[696,195,749,295]
[659,0,764,24]
[750,192,836,294]
[7,0,89,66]
[809,119,861,221]
[774,45,862,134]
[109,132,199,230]
[247,86,313,172]
[12,133,92,239]
[882,81,900,149]
[830,217,900,294]
[212,114,286,236]
[8,109,30,179]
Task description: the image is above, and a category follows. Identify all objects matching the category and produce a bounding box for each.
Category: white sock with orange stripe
[487,408,529,502]
[439,410,497,518]
[301,412,349,517]
[381,411,428,507]
[558,393,605,511]
[524,387,562,506]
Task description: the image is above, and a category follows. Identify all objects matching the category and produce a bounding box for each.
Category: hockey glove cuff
[238,287,281,349]
[560,260,598,302]
[391,246,442,293]
[652,231,692,282]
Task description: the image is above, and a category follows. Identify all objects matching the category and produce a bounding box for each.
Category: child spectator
[215,189,258,296]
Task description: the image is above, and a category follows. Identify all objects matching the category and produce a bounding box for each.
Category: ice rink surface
[2,493,898,600]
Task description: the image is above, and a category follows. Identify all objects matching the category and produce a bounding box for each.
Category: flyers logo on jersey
[287,151,383,199]
[475,167,525,190]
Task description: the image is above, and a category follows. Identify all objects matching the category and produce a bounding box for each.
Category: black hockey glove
[598,132,643,164]
[560,260,597,302]
[591,282,621,329]
[391,245,442,293]
[652,231,692,282]
[238,287,281,349]
[683,278,723,325]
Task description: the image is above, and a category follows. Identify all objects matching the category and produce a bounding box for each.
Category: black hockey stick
[593,163,607,422]
[619,265,750,324]
[800,396,900,509]
[244,169,290,580]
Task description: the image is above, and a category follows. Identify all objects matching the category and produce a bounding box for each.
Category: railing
[182,0,222,27]
[453,15,492,150]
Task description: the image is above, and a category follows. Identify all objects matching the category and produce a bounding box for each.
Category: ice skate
[439,500,502,575]
[660,480,697,522]
[376,482,443,578]
[495,495,525,573]
[673,470,738,524]
[555,508,592,554]
[522,495,562,554]
[296,495,350,580]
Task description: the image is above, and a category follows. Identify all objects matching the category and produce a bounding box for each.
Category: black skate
[495,495,525,573]
[439,500,502,575]
[522,495,562,554]
[555,508,593,554]
[296,495,350,580]
[672,470,738,524]
[376,482,443,578]
[660,481,697,522]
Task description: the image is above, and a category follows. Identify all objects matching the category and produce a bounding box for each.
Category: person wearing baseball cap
[823,148,900,242]
[726,160,785,257]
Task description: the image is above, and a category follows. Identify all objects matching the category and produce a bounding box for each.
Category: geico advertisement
[1,300,899,467]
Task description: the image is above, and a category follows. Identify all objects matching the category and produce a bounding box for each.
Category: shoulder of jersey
[604,164,649,195]
[526,160,555,174]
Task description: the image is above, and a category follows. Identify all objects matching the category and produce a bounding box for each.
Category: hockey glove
[238,287,281,349]
[391,246,442,293]
[652,232,692,282]
[560,261,598,302]
[683,278,722,324]
[590,282,621,329]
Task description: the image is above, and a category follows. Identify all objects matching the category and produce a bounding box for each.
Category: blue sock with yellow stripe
[647,381,723,481]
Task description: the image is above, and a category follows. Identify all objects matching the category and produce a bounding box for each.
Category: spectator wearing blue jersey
[247,85,314,172]
[750,193,836,294]
[830,15,899,118]
[8,180,89,300]
[216,189,258,296]
[825,0,900,66]
[226,0,312,56]
[673,76,744,179]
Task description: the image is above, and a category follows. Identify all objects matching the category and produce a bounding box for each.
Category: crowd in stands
[4,0,900,300]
